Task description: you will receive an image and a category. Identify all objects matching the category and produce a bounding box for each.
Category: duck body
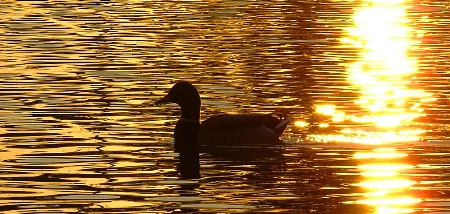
[199,113,289,146]
[156,81,290,149]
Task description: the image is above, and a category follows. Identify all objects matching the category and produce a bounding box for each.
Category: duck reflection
[174,118,201,179]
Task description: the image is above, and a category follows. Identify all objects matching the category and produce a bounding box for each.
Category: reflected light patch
[364,191,388,197]
[376,207,417,214]
[361,171,398,177]
[294,120,308,128]
[309,129,424,144]
[360,179,416,189]
[354,142,418,213]
[316,105,336,115]
[308,0,434,144]
[354,149,408,159]
[318,123,330,128]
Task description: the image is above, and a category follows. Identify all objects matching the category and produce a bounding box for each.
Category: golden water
[0,0,449,213]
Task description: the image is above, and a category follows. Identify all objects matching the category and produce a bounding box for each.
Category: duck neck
[179,93,201,122]
[180,103,200,122]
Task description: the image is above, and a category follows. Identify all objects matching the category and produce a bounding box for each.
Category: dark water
[1,0,450,213]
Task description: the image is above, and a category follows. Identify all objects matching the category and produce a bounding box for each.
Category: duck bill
[155,94,171,105]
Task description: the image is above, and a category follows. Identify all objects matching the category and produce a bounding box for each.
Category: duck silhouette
[156,81,291,152]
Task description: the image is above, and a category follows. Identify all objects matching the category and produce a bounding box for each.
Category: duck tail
[273,117,291,136]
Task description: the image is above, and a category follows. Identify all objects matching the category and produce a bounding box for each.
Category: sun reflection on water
[354,149,420,213]
[300,0,434,144]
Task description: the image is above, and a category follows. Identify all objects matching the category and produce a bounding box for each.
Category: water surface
[1,0,450,213]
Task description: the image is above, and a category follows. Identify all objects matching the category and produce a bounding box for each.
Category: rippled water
[1,0,450,213]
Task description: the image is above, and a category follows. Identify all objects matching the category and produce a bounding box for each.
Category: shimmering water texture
[1,0,450,213]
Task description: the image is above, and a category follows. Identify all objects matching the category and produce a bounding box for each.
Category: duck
[155,81,291,151]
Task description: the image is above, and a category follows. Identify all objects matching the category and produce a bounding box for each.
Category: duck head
[155,81,201,121]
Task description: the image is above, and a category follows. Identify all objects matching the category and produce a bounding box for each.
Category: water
[1,0,450,213]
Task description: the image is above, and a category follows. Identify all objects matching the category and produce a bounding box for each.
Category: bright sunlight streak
[299,0,434,144]
[355,148,419,213]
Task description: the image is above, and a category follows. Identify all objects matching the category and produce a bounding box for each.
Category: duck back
[199,114,289,146]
